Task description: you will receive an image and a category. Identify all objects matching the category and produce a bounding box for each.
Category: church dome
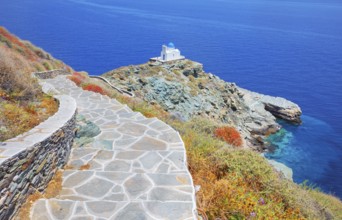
[168,42,175,48]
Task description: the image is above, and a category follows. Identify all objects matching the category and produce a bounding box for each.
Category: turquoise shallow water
[0,0,341,197]
[265,116,342,194]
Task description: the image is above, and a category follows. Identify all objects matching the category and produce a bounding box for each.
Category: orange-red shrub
[68,72,86,86]
[73,72,86,79]
[68,75,83,86]
[214,126,242,147]
[0,27,26,48]
[82,84,106,95]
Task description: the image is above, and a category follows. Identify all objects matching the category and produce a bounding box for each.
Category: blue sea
[1,0,342,198]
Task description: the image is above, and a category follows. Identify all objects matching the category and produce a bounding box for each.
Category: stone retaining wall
[0,93,77,219]
[34,69,70,79]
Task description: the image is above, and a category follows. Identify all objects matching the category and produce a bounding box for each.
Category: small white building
[151,43,185,62]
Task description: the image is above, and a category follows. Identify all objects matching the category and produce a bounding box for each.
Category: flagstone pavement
[30,76,197,220]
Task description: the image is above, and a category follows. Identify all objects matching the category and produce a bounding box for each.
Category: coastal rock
[267,159,293,181]
[102,59,301,150]
[239,88,302,124]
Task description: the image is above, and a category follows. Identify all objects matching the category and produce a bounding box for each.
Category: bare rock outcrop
[102,59,301,151]
[239,88,302,124]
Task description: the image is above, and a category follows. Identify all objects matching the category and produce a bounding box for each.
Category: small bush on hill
[68,73,84,86]
[83,84,107,95]
[215,126,243,147]
[68,72,108,95]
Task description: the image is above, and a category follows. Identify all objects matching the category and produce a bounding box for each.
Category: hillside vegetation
[0,27,70,141]
[68,71,342,219]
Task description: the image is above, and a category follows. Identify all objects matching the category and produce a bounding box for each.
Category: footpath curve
[30,75,197,220]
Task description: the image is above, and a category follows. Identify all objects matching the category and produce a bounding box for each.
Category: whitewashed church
[151,43,185,62]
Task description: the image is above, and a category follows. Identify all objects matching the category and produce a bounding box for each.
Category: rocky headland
[102,59,302,151]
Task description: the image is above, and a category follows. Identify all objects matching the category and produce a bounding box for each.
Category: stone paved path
[30,76,196,220]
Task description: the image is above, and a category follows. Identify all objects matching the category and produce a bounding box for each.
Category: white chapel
[151,43,185,62]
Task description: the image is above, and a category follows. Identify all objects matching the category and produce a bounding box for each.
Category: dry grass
[16,170,63,219]
[0,45,58,141]
[170,118,337,219]
[0,27,69,141]
[0,26,70,72]
[0,95,58,141]
[0,46,41,99]
[63,164,74,170]
[307,189,342,219]
[79,164,91,170]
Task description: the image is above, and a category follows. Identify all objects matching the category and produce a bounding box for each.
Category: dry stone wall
[0,92,77,219]
[34,69,70,79]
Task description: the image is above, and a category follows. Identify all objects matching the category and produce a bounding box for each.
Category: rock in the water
[267,159,293,181]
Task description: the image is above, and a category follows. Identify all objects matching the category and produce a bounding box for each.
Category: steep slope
[0,27,71,72]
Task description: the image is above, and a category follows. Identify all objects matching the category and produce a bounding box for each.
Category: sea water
[1,0,341,197]
[265,116,342,194]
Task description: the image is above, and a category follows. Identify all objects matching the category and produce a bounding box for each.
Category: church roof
[168,42,175,48]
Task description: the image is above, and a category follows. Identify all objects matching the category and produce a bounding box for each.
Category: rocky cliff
[102,59,301,150]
